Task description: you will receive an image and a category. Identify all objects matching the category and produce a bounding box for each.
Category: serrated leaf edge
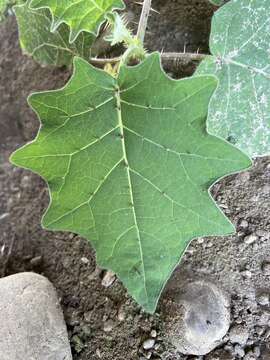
[29,0,125,43]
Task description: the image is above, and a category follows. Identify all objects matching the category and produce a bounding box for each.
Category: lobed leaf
[15,1,94,66]
[10,53,251,312]
[197,0,270,157]
[29,0,125,43]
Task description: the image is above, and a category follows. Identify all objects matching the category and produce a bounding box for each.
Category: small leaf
[15,1,94,66]
[197,0,270,157]
[209,0,226,6]
[30,0,125,43]
[10,53,251,312]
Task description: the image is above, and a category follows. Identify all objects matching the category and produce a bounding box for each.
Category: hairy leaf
[15,1,94,66]
[197,0,270,157]
[10,53,251,312]
[30,0,125,43]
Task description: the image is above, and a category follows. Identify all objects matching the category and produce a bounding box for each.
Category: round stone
[0,272,72,360]
[229,325,249,345]
[164,280,230,355]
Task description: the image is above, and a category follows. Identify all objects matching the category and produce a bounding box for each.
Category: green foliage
[0,0,16,19]
[15,1,94,66]
[209,0,226,6]
[197,0,270,157]
[29,0,125,42]
[10,53,251,312]
[0,0,8,19]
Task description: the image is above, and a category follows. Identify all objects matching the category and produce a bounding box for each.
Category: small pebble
[0,213,9,221]
[262,262,270,275]
[21,175,30,188]
[103,319,115,332]
[143,339,155,350]
[117,306,126,321]
[96,349,101,358]
[30,256,42,267]
[229,325,249,345]
[102,270,116,287]
[150,330,157,338]
[234,344,245,357]
[255,326,264,335]
[257,292,269,306]
[239,219,249,229]
[81,257,90,264]
[244,234,258,245]
[241,270,252,278]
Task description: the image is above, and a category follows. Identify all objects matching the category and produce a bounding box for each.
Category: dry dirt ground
[0,1,270,359]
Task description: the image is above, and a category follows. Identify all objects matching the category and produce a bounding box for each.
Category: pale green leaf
[0,0,9,19]
[10,53,251,312]
[0,0,17,20]
[29,0,125,43]
[197,0,270,157]
[15,1,94,66]
[209,0,226,6]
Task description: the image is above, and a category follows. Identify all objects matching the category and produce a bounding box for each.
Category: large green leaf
[197,0,270,157]
[15,1,94,66]
[10,53,251,312]
[29,0,125,43]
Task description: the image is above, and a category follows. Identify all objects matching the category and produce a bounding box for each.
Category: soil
[0,1,270,360]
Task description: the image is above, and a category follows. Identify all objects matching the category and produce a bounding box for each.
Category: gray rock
[101,270,116,287]
[256,292,269,306]
[262,262,270,275]
[165,280,230,355]
[244,234,258,245]
[142,339,155,350]
[229,325,249,345]
[0,272,72,360]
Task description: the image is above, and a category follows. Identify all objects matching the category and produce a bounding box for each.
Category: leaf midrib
[115,85,149,303]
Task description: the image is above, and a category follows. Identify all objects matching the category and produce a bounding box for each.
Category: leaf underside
[29,0,125,43]
[209,0,226,6]
[15,1,94,66]
[10,53,251,312]
[197,0,270,157]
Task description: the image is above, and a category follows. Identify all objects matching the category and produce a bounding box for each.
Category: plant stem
[137,0,152,43]
[161,52,207,62]
[89,52,207,67]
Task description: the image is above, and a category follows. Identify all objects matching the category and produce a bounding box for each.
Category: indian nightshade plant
[7,0,269,312]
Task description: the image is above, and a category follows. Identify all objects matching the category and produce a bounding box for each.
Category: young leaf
[196,0,270,157]
[15,1,94,66]
[29,0,125,43]
[10,53,251,312]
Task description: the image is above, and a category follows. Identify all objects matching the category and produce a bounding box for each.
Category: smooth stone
[165,280,230,356]
[142,338,155,350]
[0,272,72,360]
